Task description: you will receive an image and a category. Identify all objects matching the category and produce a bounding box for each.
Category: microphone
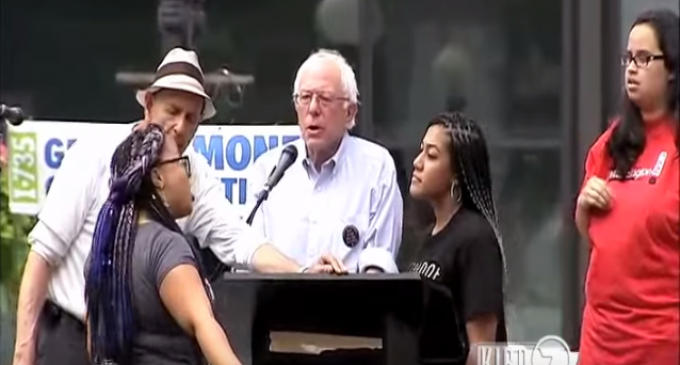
[262,144,298,195]
[245,144,298,225]
[0,104,27,126]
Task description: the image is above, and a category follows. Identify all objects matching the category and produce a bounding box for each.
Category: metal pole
[158,0,206,54]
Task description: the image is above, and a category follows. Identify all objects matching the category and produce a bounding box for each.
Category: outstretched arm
[184,151,304,273]
[160,265,242,365]
[152,232,241,365]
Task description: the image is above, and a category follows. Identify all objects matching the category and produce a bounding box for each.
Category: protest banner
[6,121,300,216]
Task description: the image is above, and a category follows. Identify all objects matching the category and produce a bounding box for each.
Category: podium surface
[213,273,423,365]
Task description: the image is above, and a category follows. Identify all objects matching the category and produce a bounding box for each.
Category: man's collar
[301,132,350,171]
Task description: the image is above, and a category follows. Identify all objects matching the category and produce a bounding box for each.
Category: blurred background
[1,0,678,363]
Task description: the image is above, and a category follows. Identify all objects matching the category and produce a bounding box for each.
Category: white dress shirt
[247,134,403,273]
[29,125,267,320]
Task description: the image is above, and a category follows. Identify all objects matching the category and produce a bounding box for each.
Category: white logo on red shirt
[608,151,668,181]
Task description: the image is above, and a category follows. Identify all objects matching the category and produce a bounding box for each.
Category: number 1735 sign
[7,131,40,213]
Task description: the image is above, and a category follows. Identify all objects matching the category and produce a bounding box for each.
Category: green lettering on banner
[8,131,39,204]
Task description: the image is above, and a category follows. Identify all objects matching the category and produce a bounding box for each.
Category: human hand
[306,254,348,275]
[577,176,613,211]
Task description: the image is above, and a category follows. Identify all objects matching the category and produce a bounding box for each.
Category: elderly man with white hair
[12,47,347,365]
[247,49,403,273]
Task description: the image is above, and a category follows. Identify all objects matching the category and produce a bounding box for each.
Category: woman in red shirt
[575,9,679,365]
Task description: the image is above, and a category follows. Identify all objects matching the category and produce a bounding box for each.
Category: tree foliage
[0,168,35,314]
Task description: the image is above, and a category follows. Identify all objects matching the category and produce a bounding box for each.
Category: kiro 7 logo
[476,335,573,365]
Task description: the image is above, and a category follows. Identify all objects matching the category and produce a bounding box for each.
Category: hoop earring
[450,179,462,203]
[161,194,170,209]
[153,193,171,209]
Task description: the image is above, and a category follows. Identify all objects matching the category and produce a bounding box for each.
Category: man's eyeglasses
[621,52,665,68]
[157,156,192,177]
[292,92,351,107]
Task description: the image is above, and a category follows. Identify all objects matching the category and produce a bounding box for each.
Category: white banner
[6,121,301,216]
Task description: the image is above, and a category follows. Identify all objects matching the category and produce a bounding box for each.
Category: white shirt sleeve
[183,150,268,269]
[358,156,404,273]
[29,138,100,266]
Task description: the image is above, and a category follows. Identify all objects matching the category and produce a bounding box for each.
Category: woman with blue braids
[84,124,242,365]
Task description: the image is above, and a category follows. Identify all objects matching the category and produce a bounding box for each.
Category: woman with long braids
[408,112,506,365]
[576,9,678,365]
[84,124,241,365]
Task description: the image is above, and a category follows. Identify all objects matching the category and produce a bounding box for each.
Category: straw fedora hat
[135,47,216,120]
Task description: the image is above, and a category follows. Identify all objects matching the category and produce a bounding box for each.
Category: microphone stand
[245,166,277,226]
[245,190,269,226]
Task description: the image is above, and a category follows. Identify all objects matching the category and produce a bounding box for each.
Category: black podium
[212,273,424,365]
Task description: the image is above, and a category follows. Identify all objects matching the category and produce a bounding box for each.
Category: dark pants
[37,301,90,365]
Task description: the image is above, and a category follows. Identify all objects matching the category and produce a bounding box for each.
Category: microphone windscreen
[283,144,298,161]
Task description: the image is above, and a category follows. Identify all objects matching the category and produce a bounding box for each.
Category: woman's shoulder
[137,221,191,251]
[589,119,619,152]
[134,222,198,277]
[581,119,619,178]
[428,209,499,260]
[451,209,497,243]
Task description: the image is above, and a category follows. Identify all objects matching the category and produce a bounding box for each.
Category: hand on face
[143,89,203,153]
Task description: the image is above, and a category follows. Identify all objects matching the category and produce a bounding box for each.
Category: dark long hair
[429,112,505,269]
[608,9,679,177]
[85,124,183,365]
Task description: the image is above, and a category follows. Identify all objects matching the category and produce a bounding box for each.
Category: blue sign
[40,128,300,206]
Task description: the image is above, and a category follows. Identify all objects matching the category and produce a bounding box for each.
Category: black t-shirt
[408,208,507,364]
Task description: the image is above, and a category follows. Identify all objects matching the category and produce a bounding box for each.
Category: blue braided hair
[85,124,169,365]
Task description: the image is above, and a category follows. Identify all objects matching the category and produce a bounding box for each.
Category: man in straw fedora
[12,47,347,365]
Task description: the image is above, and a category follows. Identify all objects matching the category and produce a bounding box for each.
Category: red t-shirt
[578,117,679,365]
